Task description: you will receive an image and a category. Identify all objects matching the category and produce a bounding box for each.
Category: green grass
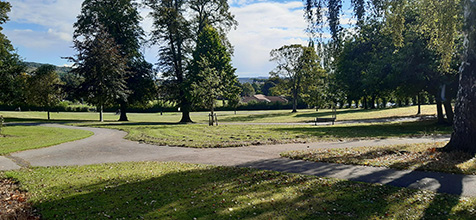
[4,161,476,219]
[86,120,452,148]
[0,126,93,155]
[281,142,476,175]
[1,105,437,124]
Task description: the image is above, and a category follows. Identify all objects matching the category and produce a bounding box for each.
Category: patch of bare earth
[0,179,38,220]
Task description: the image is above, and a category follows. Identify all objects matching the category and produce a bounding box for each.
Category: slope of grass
[89,120,452,148]
[0,126,93,155]
[281,142,476,175]
[1,105,437,124]
[4,162,476,219]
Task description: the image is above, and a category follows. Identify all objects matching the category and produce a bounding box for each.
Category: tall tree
[270,44,323,112]
[70,29,128,122]
[74,0,155,121]
[189,25,239,119]
[26,65,63,120]
[145,0,236,123]
[0,1,25,105]
[306,0,476,153]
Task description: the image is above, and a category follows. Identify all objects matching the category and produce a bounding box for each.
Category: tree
[26,65,63,120]
[0,1,25,105]
[145,0,236,123]
[74,0,155,121]
[270,44,323,112]
[305,0,476,153]
[240,82,255,97]
[70,29,128,122]
[444,0,476,153]
[189,25,239,120]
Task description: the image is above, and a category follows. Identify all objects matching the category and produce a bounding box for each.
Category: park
[1,0,476,219]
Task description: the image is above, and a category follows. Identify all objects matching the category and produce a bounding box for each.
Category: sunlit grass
[1,105,437,124]
[0,126,93,155]
[88,120,451,148]
[4,162,476,219]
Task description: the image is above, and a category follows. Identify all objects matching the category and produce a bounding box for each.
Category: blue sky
[3,0,354,77]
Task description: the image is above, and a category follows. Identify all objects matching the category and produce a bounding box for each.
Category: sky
[3,0,354,77]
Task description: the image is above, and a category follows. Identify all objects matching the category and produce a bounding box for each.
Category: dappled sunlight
[282,142,476,175]
[7,161,476,219]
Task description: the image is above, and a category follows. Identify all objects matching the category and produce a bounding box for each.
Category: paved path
[3,124,475,197]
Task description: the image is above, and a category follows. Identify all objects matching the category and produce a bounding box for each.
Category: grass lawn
[86,120,452,148]
[0,105,437,124]
[281,142,476,175]
[0,126,93,155]
[4,161,476,219]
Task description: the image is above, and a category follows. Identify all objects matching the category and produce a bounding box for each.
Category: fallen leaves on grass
[281,142,476,175]
[0,179,38,220]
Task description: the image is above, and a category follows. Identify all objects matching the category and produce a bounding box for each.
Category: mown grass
[0,126,93,155]
[281,142,476,175]
[4,161,476,219]
[0,105,437,124]
[86,120,452,148]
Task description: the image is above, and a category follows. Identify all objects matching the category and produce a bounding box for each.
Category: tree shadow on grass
[4,117,99,124]
[272,120,452,139]
[81,121,182,127]
[239,157,473,219]
[19,164,472,220]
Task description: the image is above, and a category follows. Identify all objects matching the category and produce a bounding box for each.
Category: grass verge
[86,120,451,148]
[4,161,476,219]
[281,142,476,175]
[1,105,437,124]
[0,126,93,155]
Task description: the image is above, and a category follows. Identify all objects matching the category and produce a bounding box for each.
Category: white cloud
[229,1,311,77]
[5,0,322,77]
[5,29,71,49]
[9,0,82,40]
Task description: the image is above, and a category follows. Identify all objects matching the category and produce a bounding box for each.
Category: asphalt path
[2,124,475,197]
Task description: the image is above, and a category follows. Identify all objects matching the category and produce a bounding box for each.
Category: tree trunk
[119,101,128,121]
[292,90,298,113]
[444,0,476,153]
[47,110,51,120]
[443,99,454,124]
[363,97,368,109]
[179,98,193,123]
[417,93,421,115]
[370,96,376,109]
[436,99,445,124]
[99,105,104,122]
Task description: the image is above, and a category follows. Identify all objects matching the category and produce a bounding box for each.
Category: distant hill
[24,62,73,76]
[238,76,268,84]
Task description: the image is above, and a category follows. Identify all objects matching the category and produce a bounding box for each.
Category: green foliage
[189,25,239,113]
[270,44,325,111]
[145,0,236,122]
[240,82,255,96]
[70,29,129,117]
[0,1,26,106]
[25,65,63,114]
[74,0,156,121]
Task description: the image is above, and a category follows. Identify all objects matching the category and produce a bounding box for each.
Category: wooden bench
[315,108,337,125]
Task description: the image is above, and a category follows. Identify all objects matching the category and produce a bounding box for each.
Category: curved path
[2,124,476,197]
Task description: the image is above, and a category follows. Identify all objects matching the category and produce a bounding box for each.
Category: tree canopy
[145,0,237,123]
